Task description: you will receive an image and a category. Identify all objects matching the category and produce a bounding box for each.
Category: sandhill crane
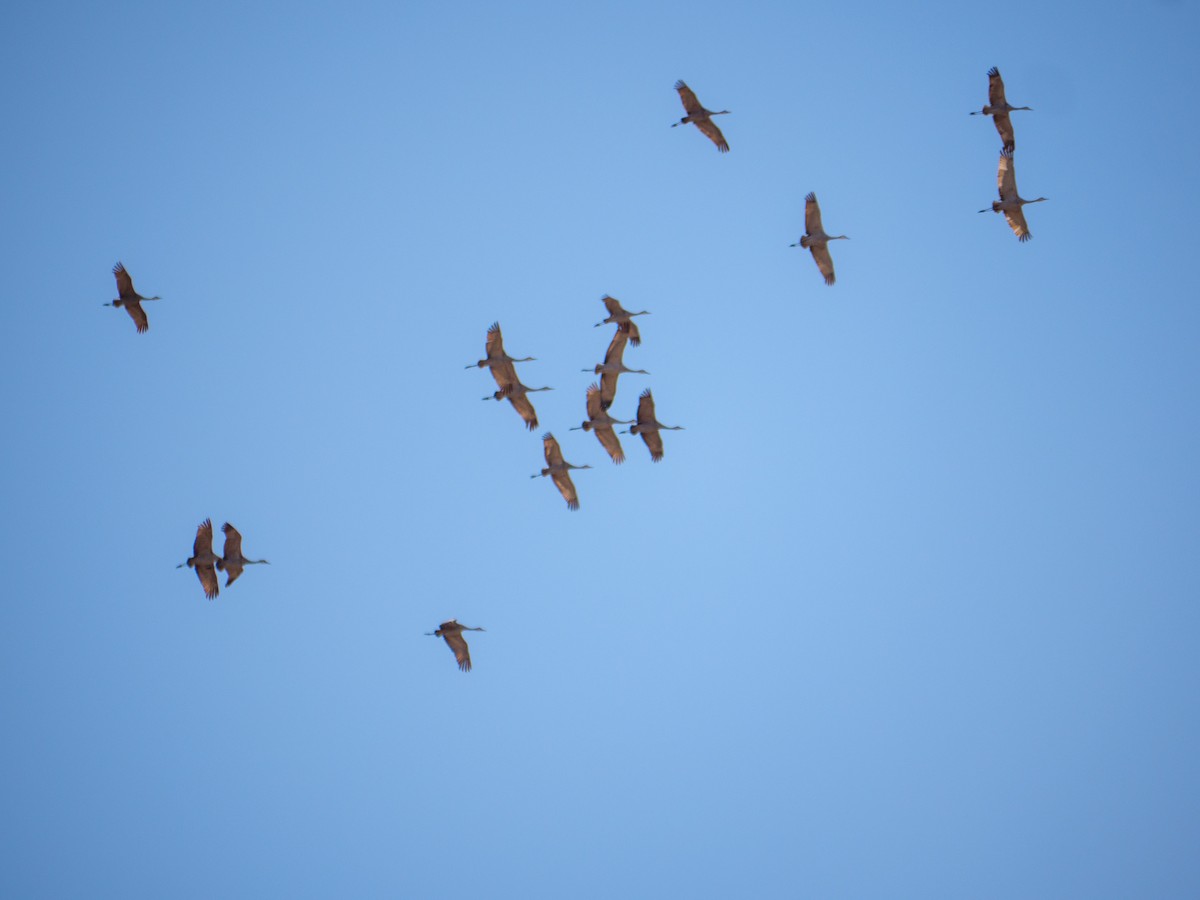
[483,362,551,431]
[426,620,485,672]
[570,382,633,464]
[672,80,730,153]
[218,522,269,588]
[105,262,160,333]
[466,322,535,377]
[583,324,649,409]
[791,193,848,286]
[979,148,1046,242]
[177,518,221,600]
[532,432,591,510]
[594,296,649,340]
[623,389,684,463]
[970,67,1031,152]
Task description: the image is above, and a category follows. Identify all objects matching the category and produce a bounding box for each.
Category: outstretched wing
[674,80,703,117]
[993,112,1014,152]
[485,321,506,360]
[623,320,641,348]
[640,429,665,463]
[695,118,729,153]
[986,67,1007,108]
[442,631,472,671]
[601,295,624,318]
[603,327,629,367]
[804,193,824,236]
[508,392,538,430]
[542,432,565,467]
[196,564,220,600]
[810,244,836,286]
[1003,207,1031,242]
[586,382,605,421]
[997,148,1018,200]
[636,389,656,426]
[599,370,620,409]
[123,300,149,333]
[595,426,625,464]
[193,519,215,558]
[491,357,518,392]
[113,262,136,300]
[551,469,580,510]
[221,523,244,586]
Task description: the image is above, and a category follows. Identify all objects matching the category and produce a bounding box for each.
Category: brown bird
[791,192,848,286]
[484,364,551,431]
[105,262,161,333]
[177,518,221,600]
[570,382,633,464]
[970,67,1031,152]
[979,148,1046,242]
[594,296,649,343]
[426,620,485,672]
[466,322,536,378]
[582,323,649,409]
[672,80,730,152]
[623,389,685,463]
[532,432,591,510]
[218,522,270,588]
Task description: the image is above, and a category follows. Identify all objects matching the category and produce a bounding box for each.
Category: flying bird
[571,382,633,464]
[426,620,485,672]
[532,432,591,510]
[466,322,535,377]
[177,518,221,600]
[594,296,649,342]
[970,67,1031,152]
[105,262,160,333]
[484,364,551,431]
[791,193,849,286]
[623,389,685,463]
[979,148,1046,242]
[672,80,730,152]
[583,323,649,409]
[218,522,270,588]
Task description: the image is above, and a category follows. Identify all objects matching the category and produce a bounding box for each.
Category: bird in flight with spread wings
[672,80,730,152]
[105,262,161,333]
[426,620,485,672]
[791,193,849,286]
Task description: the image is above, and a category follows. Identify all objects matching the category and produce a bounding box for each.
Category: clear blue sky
[3,0,1199,896]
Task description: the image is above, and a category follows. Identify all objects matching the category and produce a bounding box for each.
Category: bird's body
[484,365,551,431]
[177,519,221,600]
[970,67,1031,152]
[979,148,1046,242]
[532,432,591,510]
[625,389,684,463]
[571,383,633,464]
[218,522,269,587]
[467,321,535,377]
[426,619,485,672]
[105,262,160,333]
[672,80,730,152]
[583,324,649,409]
[791,193,848,286]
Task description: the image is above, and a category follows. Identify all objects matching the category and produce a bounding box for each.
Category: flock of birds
[112,71,1041,671]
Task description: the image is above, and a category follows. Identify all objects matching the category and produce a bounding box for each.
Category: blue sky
[3,0,1200,896]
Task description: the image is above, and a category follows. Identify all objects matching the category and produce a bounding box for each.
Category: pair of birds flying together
[177,519,269,600]
[972,67,1045,242]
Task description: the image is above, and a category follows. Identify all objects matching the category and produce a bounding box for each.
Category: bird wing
[442,631,472,671]
[542,432,565,467]
[194,519,215,557]
[508,392,538,430]
[603,327,628,367]
[674,80,703,117]
[586,382,605,420]
[221,523,244,586]
[695,118,730,153]
[491,357,518,392]
[601,295,624,318]
[551,469,580,510]
[196,564,220,600]
[485,321,506,360]
[1003,207,1031,242]
[810,244,836,286]
[804,193,824,236]
[113,262,136,300]
[993,112,1014,151]
[623,320,641,347]
[595,425,625,464]
[636,389,656,426]
[640,428,665,463]
[987,67,1007,108]
[123,300,149,333]
[997,149,1017,200]
[599,370,620,409]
